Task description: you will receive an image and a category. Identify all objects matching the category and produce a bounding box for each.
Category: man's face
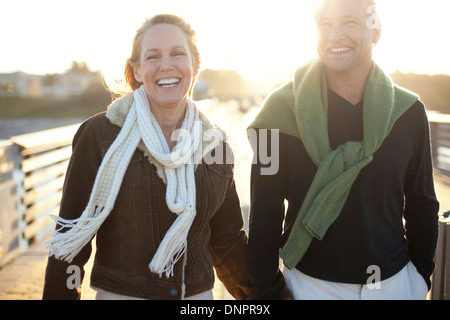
[315,0,381,75]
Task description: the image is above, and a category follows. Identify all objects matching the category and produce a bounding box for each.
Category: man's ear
[373,24,381,47]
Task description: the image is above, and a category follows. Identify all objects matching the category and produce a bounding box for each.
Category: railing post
[0,140,23,266]
[13,160,27,252]
[431,213,450,300]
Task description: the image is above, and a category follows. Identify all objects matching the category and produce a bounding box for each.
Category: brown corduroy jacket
[43,95,249,300]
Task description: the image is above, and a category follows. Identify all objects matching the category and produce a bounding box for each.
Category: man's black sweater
[247,90,439,299]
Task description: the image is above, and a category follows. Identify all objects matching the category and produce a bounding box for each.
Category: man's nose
[328,23,345,41]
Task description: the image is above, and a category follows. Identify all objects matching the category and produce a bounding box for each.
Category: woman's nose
[160,56,174,72]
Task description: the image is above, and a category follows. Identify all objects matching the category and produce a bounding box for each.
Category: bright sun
[1,0,449,87]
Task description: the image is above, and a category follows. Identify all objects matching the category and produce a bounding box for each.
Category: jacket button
[219,167,225,174]
[169,288,178,297]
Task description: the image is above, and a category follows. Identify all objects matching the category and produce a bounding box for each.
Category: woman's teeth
[157,78,180,87]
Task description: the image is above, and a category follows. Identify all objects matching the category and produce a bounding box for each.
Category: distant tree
[67,61,92,74]
[0,81,14,95]
[43,73,58,86]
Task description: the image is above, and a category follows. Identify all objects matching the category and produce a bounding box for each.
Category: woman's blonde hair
[112,14,201,96]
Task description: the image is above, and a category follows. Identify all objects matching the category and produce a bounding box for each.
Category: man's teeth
[330,47,350,53]
[157,78,180,86]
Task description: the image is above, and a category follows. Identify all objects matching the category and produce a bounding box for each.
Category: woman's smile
[156,77,181,88]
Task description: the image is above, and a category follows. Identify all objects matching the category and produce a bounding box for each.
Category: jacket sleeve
[205,140,250,300]
[42,117,103,300]
[247,129,290,299]
[403,101,440,290]
[208,175,251,300]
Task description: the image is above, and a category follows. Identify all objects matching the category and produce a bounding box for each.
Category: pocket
[362,262,428,299]
[207,162,233,178]
[205,163,233,209]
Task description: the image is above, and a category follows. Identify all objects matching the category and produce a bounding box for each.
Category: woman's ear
[189,67,200,97]
[193,65,200,80]
[134,66,143,83]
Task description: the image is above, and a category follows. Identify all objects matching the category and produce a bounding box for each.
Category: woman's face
[134,23,198,112]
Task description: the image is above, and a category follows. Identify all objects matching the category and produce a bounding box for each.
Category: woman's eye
[146,55,159,60]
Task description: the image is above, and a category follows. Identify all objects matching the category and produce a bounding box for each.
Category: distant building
[0,66,99,99]
[0,72,42,98]
[40,71,98,98]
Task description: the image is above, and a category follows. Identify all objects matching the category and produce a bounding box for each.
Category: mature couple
[43,0,439,300]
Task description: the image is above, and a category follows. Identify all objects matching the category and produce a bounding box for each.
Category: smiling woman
[42,14,251,300]
[119,15,201,149]
[133,24,199,124]
[124,15,201,93]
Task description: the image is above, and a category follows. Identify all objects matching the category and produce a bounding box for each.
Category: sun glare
[1,0,449,87]
[374,0,450,75]
[99,1,319,86]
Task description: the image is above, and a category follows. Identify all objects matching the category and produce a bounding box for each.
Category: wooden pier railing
[431,212,450,300]
[0,124,80,266]
[429,111,450,173]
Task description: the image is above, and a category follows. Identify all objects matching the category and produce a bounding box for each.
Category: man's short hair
[314,0,379,24]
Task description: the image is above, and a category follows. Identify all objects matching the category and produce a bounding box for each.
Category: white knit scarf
[46,86,204,278]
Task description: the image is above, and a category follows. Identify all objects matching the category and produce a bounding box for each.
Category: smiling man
[247,0,439,300]
[315,0,380,104]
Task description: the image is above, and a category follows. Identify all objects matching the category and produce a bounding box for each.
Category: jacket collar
[106,92,224,137]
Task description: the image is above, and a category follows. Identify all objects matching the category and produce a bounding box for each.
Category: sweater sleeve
[247,129,290,299]
[403,101,440,290]
[42,117,103,300]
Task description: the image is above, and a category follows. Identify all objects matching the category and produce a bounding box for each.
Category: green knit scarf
[249,58,419,269]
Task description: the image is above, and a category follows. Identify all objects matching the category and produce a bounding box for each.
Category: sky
[1,0,450,86]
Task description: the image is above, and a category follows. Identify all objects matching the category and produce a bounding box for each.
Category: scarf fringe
[149,209,196,278]
[46,206,111,263]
